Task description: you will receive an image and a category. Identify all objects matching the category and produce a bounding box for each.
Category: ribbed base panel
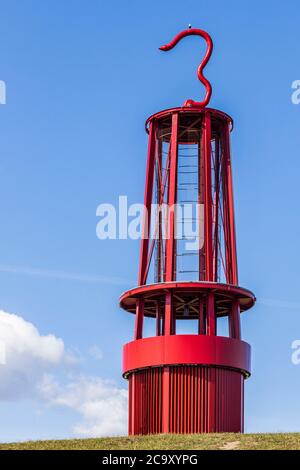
[128,366,244,434]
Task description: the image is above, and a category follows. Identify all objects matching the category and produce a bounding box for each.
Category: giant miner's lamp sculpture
[120,27,256,434]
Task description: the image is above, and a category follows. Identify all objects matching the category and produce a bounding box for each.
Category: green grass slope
[0,433,299,450]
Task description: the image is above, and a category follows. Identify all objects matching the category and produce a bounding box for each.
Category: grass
[0,433,299,450]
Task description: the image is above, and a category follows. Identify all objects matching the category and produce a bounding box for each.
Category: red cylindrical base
[128,365,244,435]
[123,335,250,435]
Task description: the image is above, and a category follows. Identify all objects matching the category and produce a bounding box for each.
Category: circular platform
[120,281,256,319]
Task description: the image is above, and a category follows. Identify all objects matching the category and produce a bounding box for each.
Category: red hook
[159,27,213,108]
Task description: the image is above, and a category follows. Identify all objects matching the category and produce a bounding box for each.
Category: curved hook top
[159,28,213,108]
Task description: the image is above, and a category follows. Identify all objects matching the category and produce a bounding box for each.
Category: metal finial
[159,27,213,107]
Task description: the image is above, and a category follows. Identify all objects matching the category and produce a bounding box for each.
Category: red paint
[159,28,213,108]
[165,113,179,282]
[138,121,156,286]
[123,335,251,376]
[120,27,255,435]
[128,366,244,434]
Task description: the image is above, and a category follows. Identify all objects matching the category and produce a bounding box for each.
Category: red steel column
[165,291,174,335]
[165,112,179,282]
[223,123,238,285]
[208,368,216,432]
[138,121,157,286]
[162,366,170,433]
[229,299,241,340]
[213,136,220,282]
[129,373,135,435]
[203,112,216,339]
[206,292,216,336]
[164,113,178,337]
[203,112,213,282]
[134,298,144,340]
[156,301,161,336]
[156,140,163,283]
[198,297,206,335]
[198,124,205,280]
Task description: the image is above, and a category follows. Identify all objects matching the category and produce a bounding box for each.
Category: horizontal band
[123,334,251,377]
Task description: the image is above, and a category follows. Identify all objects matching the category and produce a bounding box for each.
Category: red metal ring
[123,335,251,378]
[120,281,256,318]
[145,107,233,134]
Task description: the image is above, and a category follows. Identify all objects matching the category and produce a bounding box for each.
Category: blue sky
[0,0,299,440]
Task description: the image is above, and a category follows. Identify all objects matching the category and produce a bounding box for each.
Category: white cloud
[88,345,103,361]
[0,310,127,437]
[0,310,75,401]
[39,374,127,437]
[0,310,67,364]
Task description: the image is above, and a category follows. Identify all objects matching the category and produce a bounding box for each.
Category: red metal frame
[121,27,255,435]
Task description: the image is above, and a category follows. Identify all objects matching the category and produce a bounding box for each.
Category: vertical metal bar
[134,298,144,340]
[198,296,206,334]
[206,292,216,336]
[130,374,135,435]
[224,123,238,285]
[173,368,176,433]
[184,367,187,433]
[213,136,220,282]
[162,366,170,433]
[229,299,241,339]
[208,368,216,432]
[156,301,161,336]
[198,122,205,280]
[149,370,152,433]
[172,307,176,335]
[221,134,231,284]
[156,139,163,283]
[165,112,179,282]
[138,120,157,286]
[241,377,244,433]
[199,367,202,432]
[128,375,132,435]
[228,306,234,339]
[180,366,184,433]
[169,367,173,432]
[203,112,213,281]
[164,291,174,335]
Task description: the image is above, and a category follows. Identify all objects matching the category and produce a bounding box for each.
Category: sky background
[0,0,299,441]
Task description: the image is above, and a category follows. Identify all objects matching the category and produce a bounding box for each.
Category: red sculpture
[120,27,255,434]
